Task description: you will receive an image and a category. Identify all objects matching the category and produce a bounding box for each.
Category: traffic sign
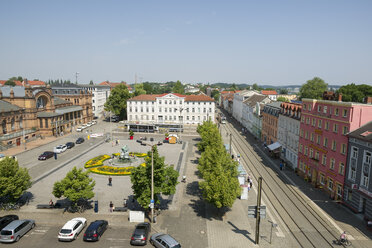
[248,206,256,218]
[150,199,154,203]
[149,203,154,209]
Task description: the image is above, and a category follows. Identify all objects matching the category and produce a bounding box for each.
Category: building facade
[80,84,111,118]
[278,102,302,170]
[0,84,89,150]
[242,95,270,139]
[51,86,93,125]
[261,102,282,145]
[343,121,372,221]
[127,93,215,125]
[232,90,259,124]
[261,90,278,101]
[298,98,372,199]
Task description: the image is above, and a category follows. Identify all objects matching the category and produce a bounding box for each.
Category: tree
[277,96,289,102]
[197,121,241,211]
[53,167,95,206]
[89,80,94,85]
[4,80,16,86]
[211,89,220,102]
[252,83,262,91]
[0,157,31,202]
[130,146,179,209]
[104,84,131,120]
[299,77,328,100]
[172,80,185,94]
[279,88,288,94]
[337,83,372,103]
[133,83,147,96]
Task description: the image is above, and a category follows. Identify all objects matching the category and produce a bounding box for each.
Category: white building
[277,102,302,170]
[232,90,260,124]
[185,85,200,94]
[242,95,271,139]
[261,90,278,101]
[127,93,215,125]
[80,84,111,118]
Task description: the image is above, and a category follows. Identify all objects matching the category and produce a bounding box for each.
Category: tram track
[222,120,341,247]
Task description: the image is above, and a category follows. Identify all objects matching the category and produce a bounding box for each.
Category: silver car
[0,219,35,243]
[150,233,181,248]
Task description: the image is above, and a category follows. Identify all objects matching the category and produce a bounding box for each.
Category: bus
[126,124,158,133]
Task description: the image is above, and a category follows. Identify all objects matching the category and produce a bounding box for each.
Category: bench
[113,207,128,212]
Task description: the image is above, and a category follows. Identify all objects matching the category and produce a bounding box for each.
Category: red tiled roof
[0,80,46,86]
[261,90,278,95]
[128,93,214,102]
[99,81,132,90]
[221,90,241,94]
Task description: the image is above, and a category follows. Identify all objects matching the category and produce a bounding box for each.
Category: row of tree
[197,121,241,213]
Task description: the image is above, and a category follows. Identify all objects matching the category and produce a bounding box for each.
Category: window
[305,146,308,156]
[317,135,321,144]
[310,149,314,158]
[335,108,339,116]
[159,100,162,104]
[339,162,345,175]
[159,107,162,112]
[306,117,310,124]
[341,144,346,154]
[305,131,309,139]
[332,140,337,151]
[350,167,356,181]
[300,129,304,137]
[328,178,334,191]
[337,184,342,198]
[323,106,328,114]
[308,105,311,111]
[310,133,314,142]
[318,105,321,112]
[165,100,167,104]
[299,144,303,153]
[362,171,369,188]
[343,109,347,117]
[330,158,335,170]
[320,173,325,185]
[11,117,15,131]
[303,104,306,110]
[323,137,328,147]
[322,154,327,165]
[325,121,329,130]
[342,126,348,135]
[315,151,319,161]
[318,119,322,128]
[312,118,316,126]
[352,147,358,158]
[333,124,338,133]
[364,151,371,165]
[301,116,305,123]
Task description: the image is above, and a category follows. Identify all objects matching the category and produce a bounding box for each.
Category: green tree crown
[299,77,328,100]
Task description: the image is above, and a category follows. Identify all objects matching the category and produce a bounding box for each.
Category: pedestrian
[109,201,114,212]
[247,183,251,192]
[116,139,119,146]
[54,152,57,160]
[108,176,112,186]
[249,178,253,188]
[49,199,54,207]
[280,162,283,171]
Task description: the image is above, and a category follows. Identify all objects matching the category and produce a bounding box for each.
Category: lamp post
[142,141,156,223]
[22,112,27,150]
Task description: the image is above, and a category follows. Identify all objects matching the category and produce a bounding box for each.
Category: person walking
[249,178,253,188]
[108,176,112,186]
[109,201,114,212]
[280,161,283,171]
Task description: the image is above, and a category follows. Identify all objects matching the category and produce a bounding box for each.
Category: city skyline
[1,0,372,86]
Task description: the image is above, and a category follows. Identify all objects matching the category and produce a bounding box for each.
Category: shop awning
[267,142,282,151]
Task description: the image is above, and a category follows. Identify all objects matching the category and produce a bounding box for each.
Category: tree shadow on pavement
[227,221,255,244]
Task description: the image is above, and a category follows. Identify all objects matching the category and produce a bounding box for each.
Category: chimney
[338,93,342,102]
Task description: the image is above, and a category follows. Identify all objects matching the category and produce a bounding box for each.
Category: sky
[1,0,372,86]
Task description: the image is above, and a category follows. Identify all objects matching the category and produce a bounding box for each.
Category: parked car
[0,219,35,243]
[66,142,75,149]
[83,220,108,242]
[86,123,92,127]
[82,124,88,129]
[0,215,19,231]
[54,145,67,154]
[130,222,151,246]
[58,217,87,241]
[76,126,83,132]
[38,151,54,160]
[150,233,181,248]
[76,137,85,144]
[91,120,97,125]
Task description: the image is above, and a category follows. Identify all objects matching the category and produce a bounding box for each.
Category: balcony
[0,128,36,141]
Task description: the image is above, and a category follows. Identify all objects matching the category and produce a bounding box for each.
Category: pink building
[298,97,372,200]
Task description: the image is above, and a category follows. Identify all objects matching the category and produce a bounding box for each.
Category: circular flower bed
[85,153,147,176]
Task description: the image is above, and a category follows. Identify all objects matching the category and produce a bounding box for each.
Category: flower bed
[90,165,134,175]
[129,152,147,157]
[85,154,147,176]
[85,155,111,168]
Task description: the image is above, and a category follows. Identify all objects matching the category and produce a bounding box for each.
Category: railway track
[221,119,343,247]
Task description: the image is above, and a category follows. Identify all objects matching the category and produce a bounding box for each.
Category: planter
[130,136,134,140]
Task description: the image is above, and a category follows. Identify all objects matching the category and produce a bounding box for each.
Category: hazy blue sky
[1,0,372,86]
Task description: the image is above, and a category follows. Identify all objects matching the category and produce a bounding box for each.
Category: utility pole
[255,177,263,244]
[75,72,80,84]
[229,133,232,157]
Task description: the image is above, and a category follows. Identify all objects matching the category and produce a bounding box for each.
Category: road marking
[253,144,353,240]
